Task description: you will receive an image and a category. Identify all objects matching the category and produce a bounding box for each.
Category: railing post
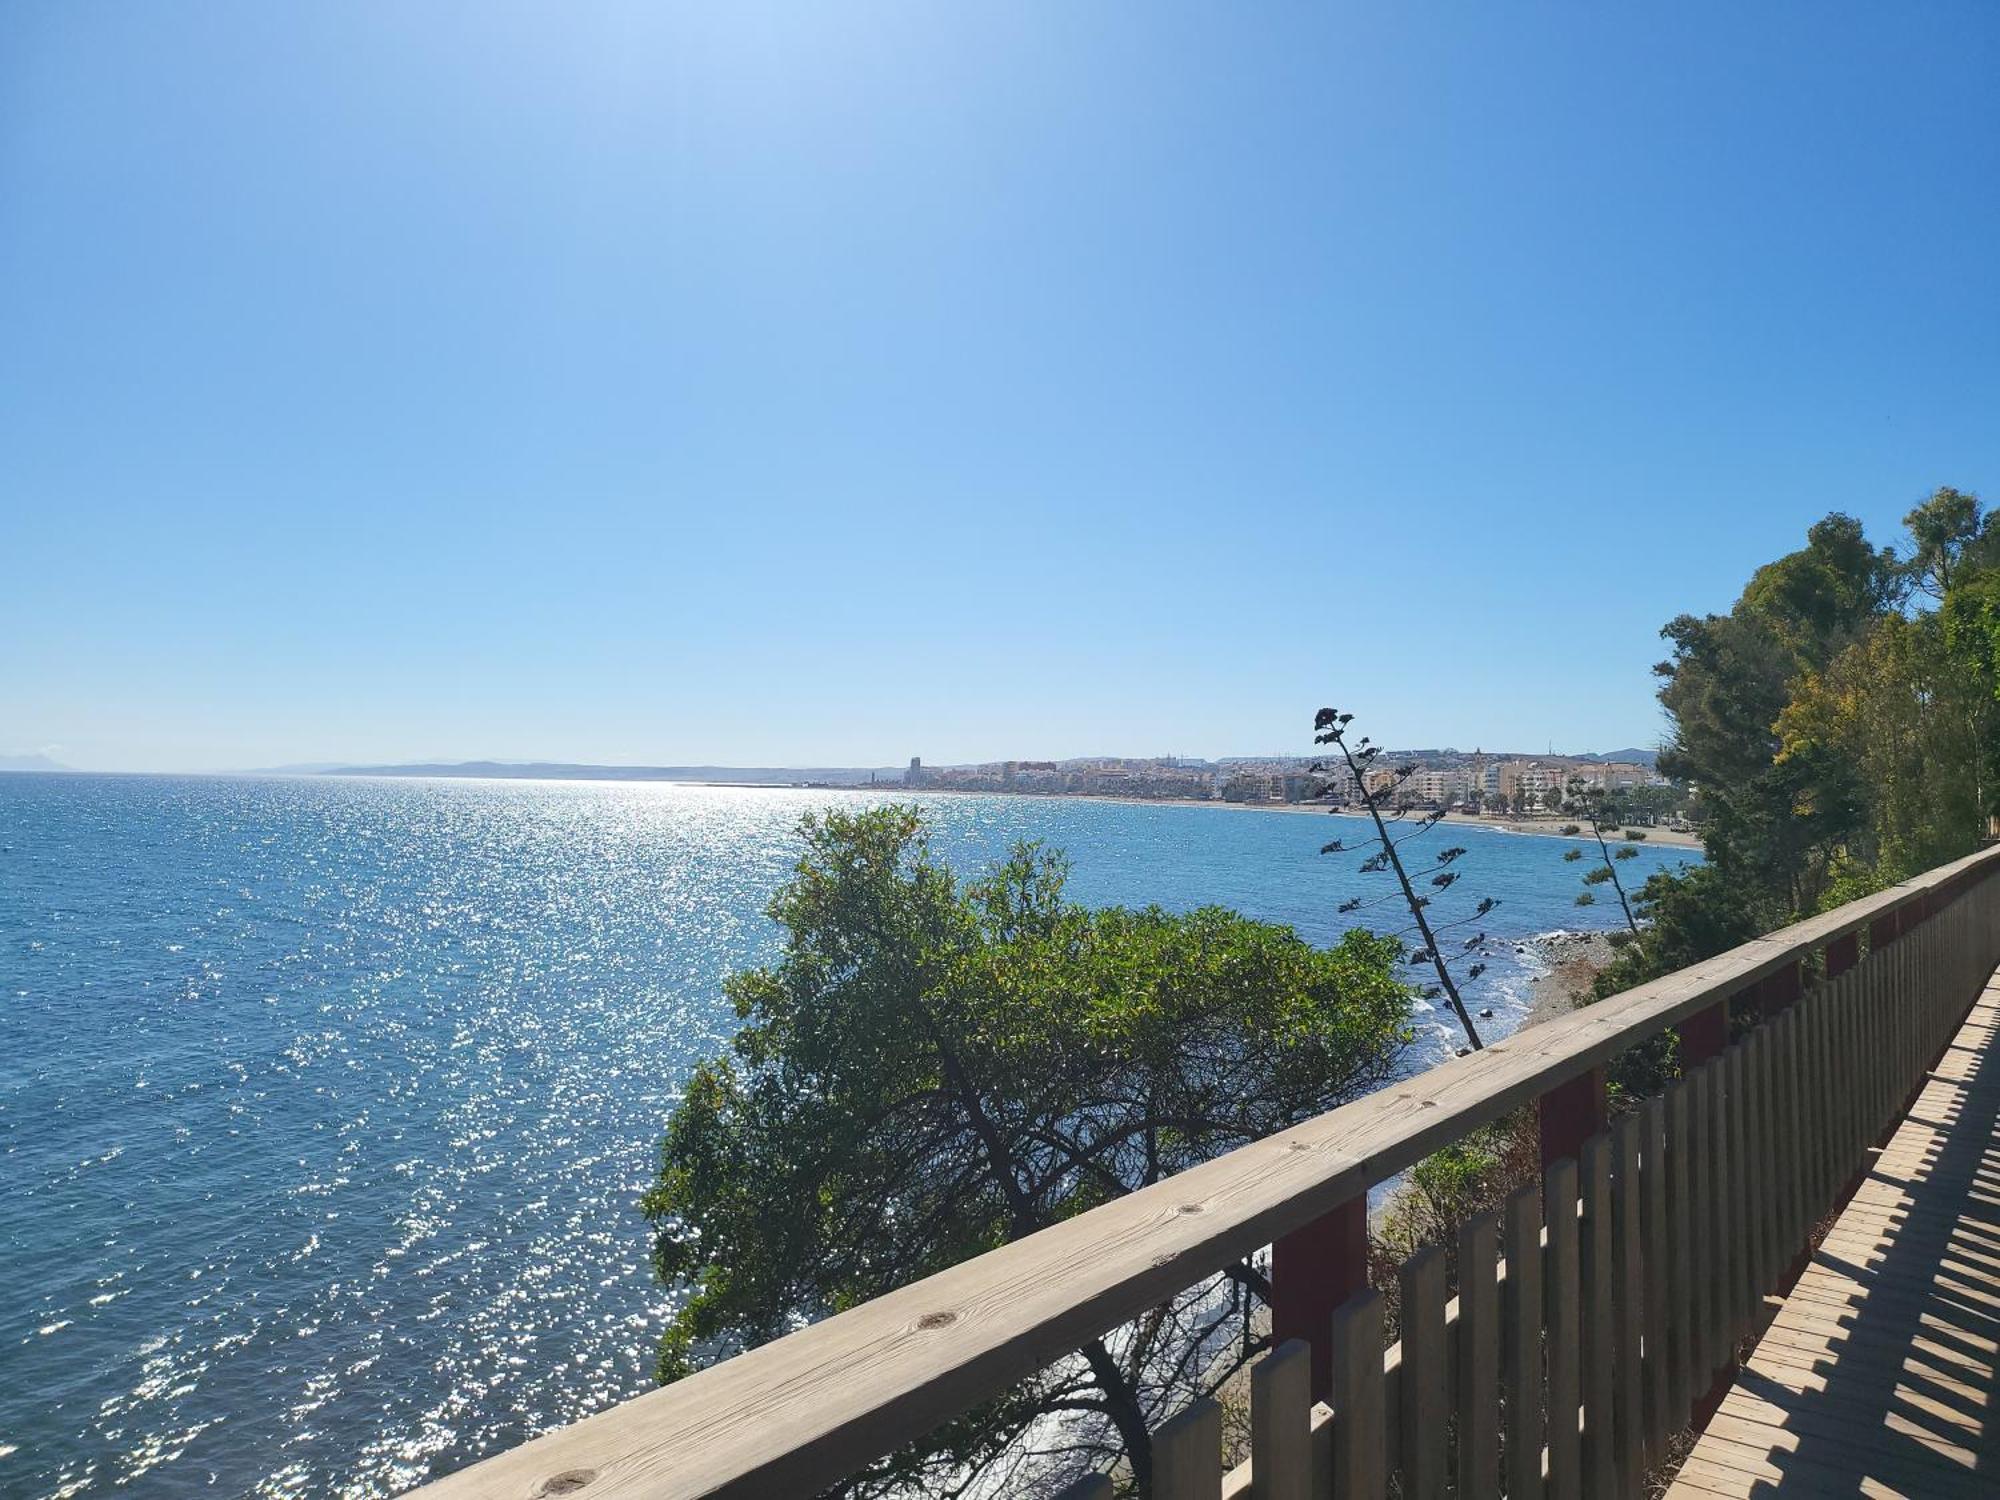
[1678,1001,1728,1068]
[1758,959,1801,1018]
[1539,1066,1607,1168]
[1271,1195,1369,1402]
[1825,929,1859,979]
[1869,904,1901,950]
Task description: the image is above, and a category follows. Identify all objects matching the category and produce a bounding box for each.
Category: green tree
[1656,513,1901,909]
[1906,485,1994,599]
[1777,610,1994,884]
[644,806,1410,1496]
[1612,496,1994,1004]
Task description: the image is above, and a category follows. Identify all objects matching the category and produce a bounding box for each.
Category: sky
[3,4,1998,772]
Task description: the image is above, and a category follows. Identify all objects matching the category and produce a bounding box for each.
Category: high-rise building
[907,757,923,787]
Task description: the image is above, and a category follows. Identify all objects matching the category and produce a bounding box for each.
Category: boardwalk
[1670,972,2000,1497]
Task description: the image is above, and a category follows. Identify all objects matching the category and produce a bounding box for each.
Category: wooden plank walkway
[1668,970,2000,1498]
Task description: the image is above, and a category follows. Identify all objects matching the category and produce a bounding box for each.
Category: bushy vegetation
[645,805,1411,1496]
[1606,489,2000,999]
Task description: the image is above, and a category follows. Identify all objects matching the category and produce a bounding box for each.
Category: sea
[0,773,1695,1498]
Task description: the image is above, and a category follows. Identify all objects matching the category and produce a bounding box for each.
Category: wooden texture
[1666,972,2000,1497]
[1665,1078,1695,1420]
[1248,1341,1310,1500]
[1331,1291,1386,1500]
[1611,1112,1645,1493]
[1700,1058,1729,1381]
[1545,1156,1582,1500]
[1396,1247,1447,1500]
[1687,1064,1715,1403]
[1579,1134,1615,1497]
[1153,1398,1221,1500]
[1456,1209,1500,1500]
[1725,1044,1750,1336]
[1501,1182,1544,1500]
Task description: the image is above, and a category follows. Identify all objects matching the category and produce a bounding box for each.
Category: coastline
[281,772,1706,851]
[1520,929,1619,1027]
[901,786,1705,849]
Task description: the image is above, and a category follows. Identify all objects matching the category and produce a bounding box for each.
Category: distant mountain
[321,760,900,786]
[0,752,67,773]
[1572,748,1660,768]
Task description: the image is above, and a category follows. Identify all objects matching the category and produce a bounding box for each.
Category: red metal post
[1868,904,1901,950]
[1678,999,1729,1068]
[1270,1196,1369,1402]
[1759,959,1802,1018]
[1538,1065,1608,1168]
[1901,895,1925,937]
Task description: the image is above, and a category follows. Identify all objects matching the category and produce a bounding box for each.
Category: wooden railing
[411,844,2000,1500]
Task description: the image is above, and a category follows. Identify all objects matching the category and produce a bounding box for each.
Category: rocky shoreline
[1520,929,1619,1028]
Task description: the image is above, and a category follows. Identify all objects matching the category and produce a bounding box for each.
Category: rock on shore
[1520,930,1619,1028]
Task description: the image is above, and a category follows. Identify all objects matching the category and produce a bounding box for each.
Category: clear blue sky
[4,4,1997,772]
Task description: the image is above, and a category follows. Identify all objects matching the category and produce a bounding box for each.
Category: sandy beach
[1002,790,1706,850]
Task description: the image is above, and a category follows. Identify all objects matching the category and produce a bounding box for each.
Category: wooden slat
[1331,1290,1386,1500]
[1769,1015,1790,1283]
[405,854,2000,1500]
[1801,978,1824,1220]
[1760,1032,1776,1304]
[1843,960,1865,1168]
[1774,1007,1799,1263]
[1747,1028,1773,1295]
[1579,1134,1614,1497]
[1746,1033,1769,1310]
[1813,974,1837,1214]
[1838,960,1857,1172]
[1154,1397,1221,1500]
[1870,943,1887,1137]
[1545,1156,1582,1500]
[1705,1054,1733,1370]
[1665,1077,1694,1422]
[1639,1097,1669,1468]
[1685,1063,1711,1398]
[1612,1113,1645,1493]
[1792,986,1813,1231]
[1502,1182,1544,1500]
[1781,1004,1806,1267]
[1725,1044,1751,1334]
[1455,1209,1501,1500]
[1825,968,1848,1192]
[1249,1340,1311,1500]
[1397,1247,1447,1500]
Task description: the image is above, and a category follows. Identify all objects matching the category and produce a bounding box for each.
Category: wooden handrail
[410,842,2000,1500]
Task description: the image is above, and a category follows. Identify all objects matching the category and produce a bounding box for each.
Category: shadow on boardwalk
[1671,980,2000,1497]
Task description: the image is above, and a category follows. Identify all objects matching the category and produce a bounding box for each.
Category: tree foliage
[645,805,1410,1496]
[1620,488,1998,1003]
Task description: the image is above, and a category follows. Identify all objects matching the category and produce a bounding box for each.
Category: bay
[0,773,1692,1497]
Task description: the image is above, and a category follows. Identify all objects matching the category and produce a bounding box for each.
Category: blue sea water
[0,774,1694,1498]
